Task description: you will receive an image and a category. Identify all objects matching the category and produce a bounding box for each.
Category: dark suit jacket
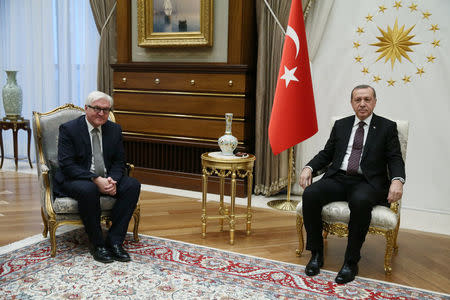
[307,114,405,192]
[53,115,125,196]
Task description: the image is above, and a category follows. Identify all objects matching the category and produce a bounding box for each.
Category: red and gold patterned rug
[1,228,448,299]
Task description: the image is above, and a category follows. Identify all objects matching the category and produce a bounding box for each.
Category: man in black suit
[54,91,140,263]
[299,84,405,284]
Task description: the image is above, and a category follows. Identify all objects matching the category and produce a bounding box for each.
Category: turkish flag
[268,0,318,155]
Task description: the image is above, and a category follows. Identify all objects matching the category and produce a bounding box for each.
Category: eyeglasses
[87,105,113,114]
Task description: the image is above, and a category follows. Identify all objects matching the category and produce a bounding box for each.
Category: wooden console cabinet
[113,1,256,196]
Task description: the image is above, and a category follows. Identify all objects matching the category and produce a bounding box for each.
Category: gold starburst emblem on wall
[352,1,441,87]
[370,19,420,69]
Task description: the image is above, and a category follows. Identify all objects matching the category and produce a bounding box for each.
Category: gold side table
[0,118,33,170]
[201,152,255,245]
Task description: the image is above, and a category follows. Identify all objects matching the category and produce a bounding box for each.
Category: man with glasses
[53,91,141,263]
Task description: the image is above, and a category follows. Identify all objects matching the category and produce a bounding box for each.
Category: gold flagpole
[267,147,299,211]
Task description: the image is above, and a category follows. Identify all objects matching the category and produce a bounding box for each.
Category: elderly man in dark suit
[54,91,140,263]
[299,84,405,284]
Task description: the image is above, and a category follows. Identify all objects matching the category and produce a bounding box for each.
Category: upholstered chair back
[33,104,84,171]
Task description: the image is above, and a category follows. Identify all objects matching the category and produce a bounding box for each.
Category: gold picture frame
[137,0,213,48]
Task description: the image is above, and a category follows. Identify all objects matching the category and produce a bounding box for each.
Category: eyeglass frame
[87,105,113,114]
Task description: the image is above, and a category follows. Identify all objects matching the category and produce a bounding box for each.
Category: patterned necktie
[347,121,365,175]
[91,128,105,177]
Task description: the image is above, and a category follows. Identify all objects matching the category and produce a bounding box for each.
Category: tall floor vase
[2,70,23,120]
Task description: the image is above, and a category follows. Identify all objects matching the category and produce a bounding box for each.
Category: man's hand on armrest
[387,179,404,203]
[299,167,313,190]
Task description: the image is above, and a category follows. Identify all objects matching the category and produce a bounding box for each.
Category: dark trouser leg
[344,180,386,263]
[302,176,346,252]
[62,180,104,246]
[106,176,140,245]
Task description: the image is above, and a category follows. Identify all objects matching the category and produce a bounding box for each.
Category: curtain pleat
[89,0,117,95]
[254,0,292,196]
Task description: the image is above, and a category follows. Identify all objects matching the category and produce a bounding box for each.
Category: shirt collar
[85,116,102,134]
[354,113,373,127]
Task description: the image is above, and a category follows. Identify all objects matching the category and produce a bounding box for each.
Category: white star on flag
[280,66,299,87]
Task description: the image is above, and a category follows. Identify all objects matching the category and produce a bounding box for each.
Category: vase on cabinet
[218,113,238,156]
[2,70,23,120]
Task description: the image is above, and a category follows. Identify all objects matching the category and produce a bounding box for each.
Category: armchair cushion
[296,201,398,231]
[52,196,117,214]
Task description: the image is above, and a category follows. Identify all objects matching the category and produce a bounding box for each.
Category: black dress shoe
[107,244,131,262]
[90,246,114,263]
[335,262,358,284]
[305,251,324,276]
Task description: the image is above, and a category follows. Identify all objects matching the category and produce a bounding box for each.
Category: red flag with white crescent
[268,0,318,155]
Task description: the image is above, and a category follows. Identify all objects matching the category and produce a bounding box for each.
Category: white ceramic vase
[2,70,23,120]
[218,113,238,156]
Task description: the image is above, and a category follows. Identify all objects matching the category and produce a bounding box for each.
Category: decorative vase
[218,113,238,156]
[2,70,23,120]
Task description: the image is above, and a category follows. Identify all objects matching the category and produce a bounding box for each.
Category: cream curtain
[254,0,292,196]
[89,0,117,95]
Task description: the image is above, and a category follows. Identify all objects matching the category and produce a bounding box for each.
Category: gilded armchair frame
[33,103,140,257]
[296,120,408,275]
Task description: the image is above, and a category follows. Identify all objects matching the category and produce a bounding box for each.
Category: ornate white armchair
[32,104,140,257]
[296,118,409,274]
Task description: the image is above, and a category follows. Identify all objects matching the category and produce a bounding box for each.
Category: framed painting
[137,0,213,48]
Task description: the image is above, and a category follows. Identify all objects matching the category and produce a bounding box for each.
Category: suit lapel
[342,116,355,148]
[336,116,355,164]
[79,116,91,153]
[101,121,110,164]
[362,114,378,160]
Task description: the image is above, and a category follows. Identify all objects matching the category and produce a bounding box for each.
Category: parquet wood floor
[1,171,449,294]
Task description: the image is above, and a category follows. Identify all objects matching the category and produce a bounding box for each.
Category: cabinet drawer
[113,92,246,118]
[115,113,245,141]
[114,72,246,93]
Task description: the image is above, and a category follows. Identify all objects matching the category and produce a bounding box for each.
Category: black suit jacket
[307,114,405,192]
[53,115,125,195]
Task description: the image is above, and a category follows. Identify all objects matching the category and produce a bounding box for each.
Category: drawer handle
[154,78,160,85]
[190,79,195,86]
[122,77,127,83]
[228,80,233,87]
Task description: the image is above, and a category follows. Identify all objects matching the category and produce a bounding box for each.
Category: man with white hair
[53,91,141,263]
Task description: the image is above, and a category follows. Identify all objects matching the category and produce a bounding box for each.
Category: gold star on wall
[362,67,369,74]
[370,19,421,69]
[353,41,361,49]
[387,79,396,86]
[354,55,363,63]
[402,75,411,83]
[430,24,440,32]
[393,1,402,9]
[379,5,387,13]
[373,75,382,83]
[427,55,436,62]
[408,3,418,11]
[366,14,374,22]
[422,11,432,19]
[416,67,425,76]
[431,40,440,47]
[357,27,365,34]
